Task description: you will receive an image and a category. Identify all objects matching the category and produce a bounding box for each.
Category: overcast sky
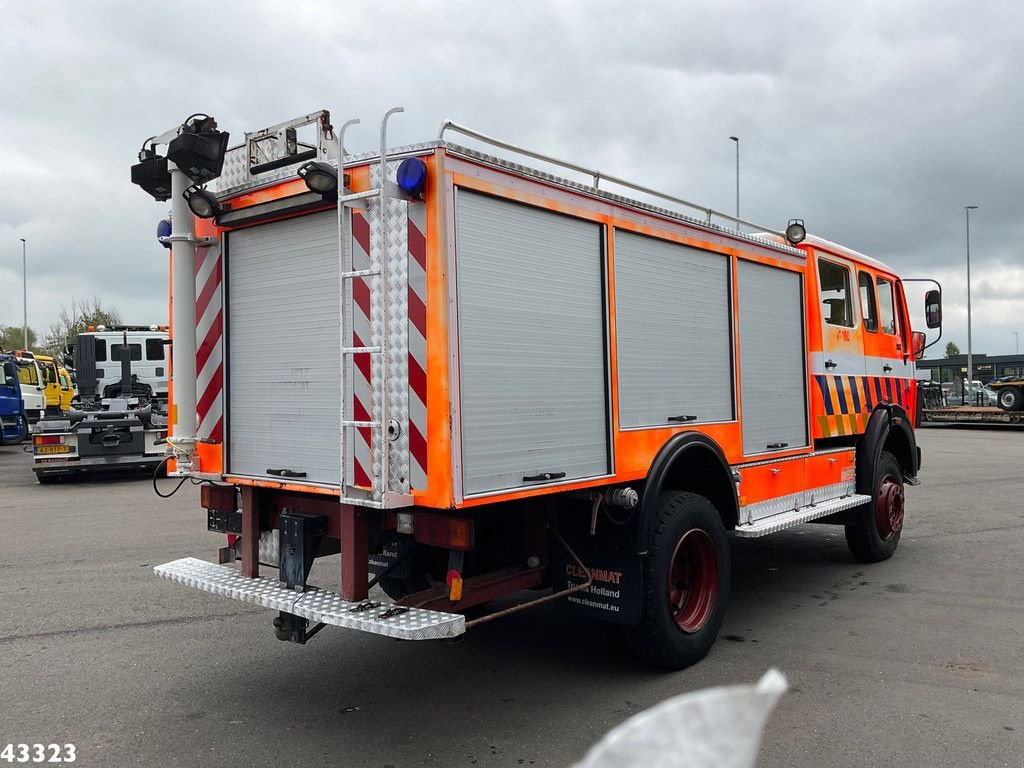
[1,1,1022,358]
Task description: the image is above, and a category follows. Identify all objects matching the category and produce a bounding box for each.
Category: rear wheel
[622,491,730,669]
[845,450,904,562]
[997,386,1022,412]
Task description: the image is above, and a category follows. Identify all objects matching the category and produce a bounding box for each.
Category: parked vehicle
[74,326,169,402]
[0,353,28,444]
[14,356,46,426]
[31,331,168,483]
[135,110,937,668]
[989,376,1024,412]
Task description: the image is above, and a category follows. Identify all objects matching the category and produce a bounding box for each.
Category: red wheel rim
[667,529,718,633]
[875,474,905,540]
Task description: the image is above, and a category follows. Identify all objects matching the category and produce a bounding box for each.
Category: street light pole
[965,205,978,386]
[1014,331,1019,356]
[729,136,739,220]
[20,238,27,349]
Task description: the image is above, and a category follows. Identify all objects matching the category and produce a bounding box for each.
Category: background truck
[0,353,29,444]
[988,376,1024,412]
[135,109,939,668]
[13,356,46,426]
[31,331,167,483]
[72,326,169,402]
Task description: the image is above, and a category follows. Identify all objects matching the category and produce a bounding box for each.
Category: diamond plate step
[733,494,871,538]
[154,557,465,640]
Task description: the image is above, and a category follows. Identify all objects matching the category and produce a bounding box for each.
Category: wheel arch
[636,432,738,552]
[857,404,919,493]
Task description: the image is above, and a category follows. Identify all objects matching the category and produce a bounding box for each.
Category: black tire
[997,386,1022,412]
[622,491,730,669]
[845,450,904,563]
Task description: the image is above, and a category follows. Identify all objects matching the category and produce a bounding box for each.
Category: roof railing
[437,120,788,240]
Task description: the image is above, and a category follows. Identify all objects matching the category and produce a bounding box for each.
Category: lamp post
[729,136,739,221]
[965,205,978,386]
[1014,331,1019,356]
[20,238,27,349]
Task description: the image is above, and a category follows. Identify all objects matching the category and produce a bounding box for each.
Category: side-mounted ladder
[337,108,414,510]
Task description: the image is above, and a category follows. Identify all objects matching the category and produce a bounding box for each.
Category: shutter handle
[667,414,698,423]
[825,359,838,369]
[267,468,307,478]
[523,471,566,482]
[766,442,789,450]
[883,364,893,372]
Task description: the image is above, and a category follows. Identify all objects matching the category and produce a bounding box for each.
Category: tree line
[0,298,121,361]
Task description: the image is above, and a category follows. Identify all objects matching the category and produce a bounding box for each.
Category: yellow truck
[16,351,73,415]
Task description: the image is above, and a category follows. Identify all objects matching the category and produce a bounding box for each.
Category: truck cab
[14,356,46,426]
[0,353,28,444]
[30,352,73,415]
[77,327,169,402]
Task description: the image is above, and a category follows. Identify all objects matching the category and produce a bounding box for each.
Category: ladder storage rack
[337,109,414,509]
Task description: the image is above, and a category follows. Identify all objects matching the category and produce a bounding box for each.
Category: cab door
[871,274,914,388]
[58,369,73,411]
[815,255,866,377]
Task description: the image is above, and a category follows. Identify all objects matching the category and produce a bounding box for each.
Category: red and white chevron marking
[350,205,429,490]
[407,202,428,489]
[351,213,373,487]
[194,245,223,443]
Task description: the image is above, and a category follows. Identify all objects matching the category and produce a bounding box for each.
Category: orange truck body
[150,110,929,665]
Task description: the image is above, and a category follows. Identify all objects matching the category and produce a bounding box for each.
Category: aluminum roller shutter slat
[227,211,341,485]
[737,260,808,455]
[614,231,733,428]
[456,190,610,495]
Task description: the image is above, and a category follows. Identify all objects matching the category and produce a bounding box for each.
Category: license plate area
[35,444,72,455]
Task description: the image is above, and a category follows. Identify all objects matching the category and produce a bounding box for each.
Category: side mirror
[912,331,926,360]
[925,289,942,329]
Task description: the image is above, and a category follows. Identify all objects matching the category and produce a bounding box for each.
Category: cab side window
[818,258,854,327]
[95,340,107,362]
[858,271,878,332]
[877,277,899,335]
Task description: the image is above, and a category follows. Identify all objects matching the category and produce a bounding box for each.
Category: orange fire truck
[132,110,941,668]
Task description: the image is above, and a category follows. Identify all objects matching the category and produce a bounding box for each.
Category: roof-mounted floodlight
[785,219,807,245]
[182,185,221,219]
[166,115,230,184]
[297,160,338,195]
[131,146,172,201]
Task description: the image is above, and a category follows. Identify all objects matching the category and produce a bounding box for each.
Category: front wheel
[997,386,1022,412]
[845,450,904,562]
[622,491,730,669]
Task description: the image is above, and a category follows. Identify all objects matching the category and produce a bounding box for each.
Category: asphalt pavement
[1,427,1021,767]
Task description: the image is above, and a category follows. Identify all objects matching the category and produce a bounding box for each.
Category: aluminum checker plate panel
[734,493,871,537]
[154,557,465,640]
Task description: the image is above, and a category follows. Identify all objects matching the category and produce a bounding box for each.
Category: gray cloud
[2,0,1021,354]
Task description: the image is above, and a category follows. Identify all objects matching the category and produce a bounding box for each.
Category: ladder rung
[341,268,380,279]
[340,189,380,204]
[341,346,381,354]
[342,420,379,428]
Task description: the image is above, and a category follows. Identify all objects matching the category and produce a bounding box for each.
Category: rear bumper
[34,454,165,476]
[154,557,466,641]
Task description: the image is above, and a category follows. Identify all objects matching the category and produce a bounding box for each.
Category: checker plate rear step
[154,557,465,640]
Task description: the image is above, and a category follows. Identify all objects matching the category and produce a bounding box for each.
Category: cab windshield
[17,362,39,386]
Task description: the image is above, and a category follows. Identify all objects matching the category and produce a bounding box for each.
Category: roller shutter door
[226,211,341,485]
[614,231,734,428]
[737,260,808,455]
[456,190,610,496]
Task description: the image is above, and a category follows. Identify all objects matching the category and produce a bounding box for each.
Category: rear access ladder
[337,108,414,509]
